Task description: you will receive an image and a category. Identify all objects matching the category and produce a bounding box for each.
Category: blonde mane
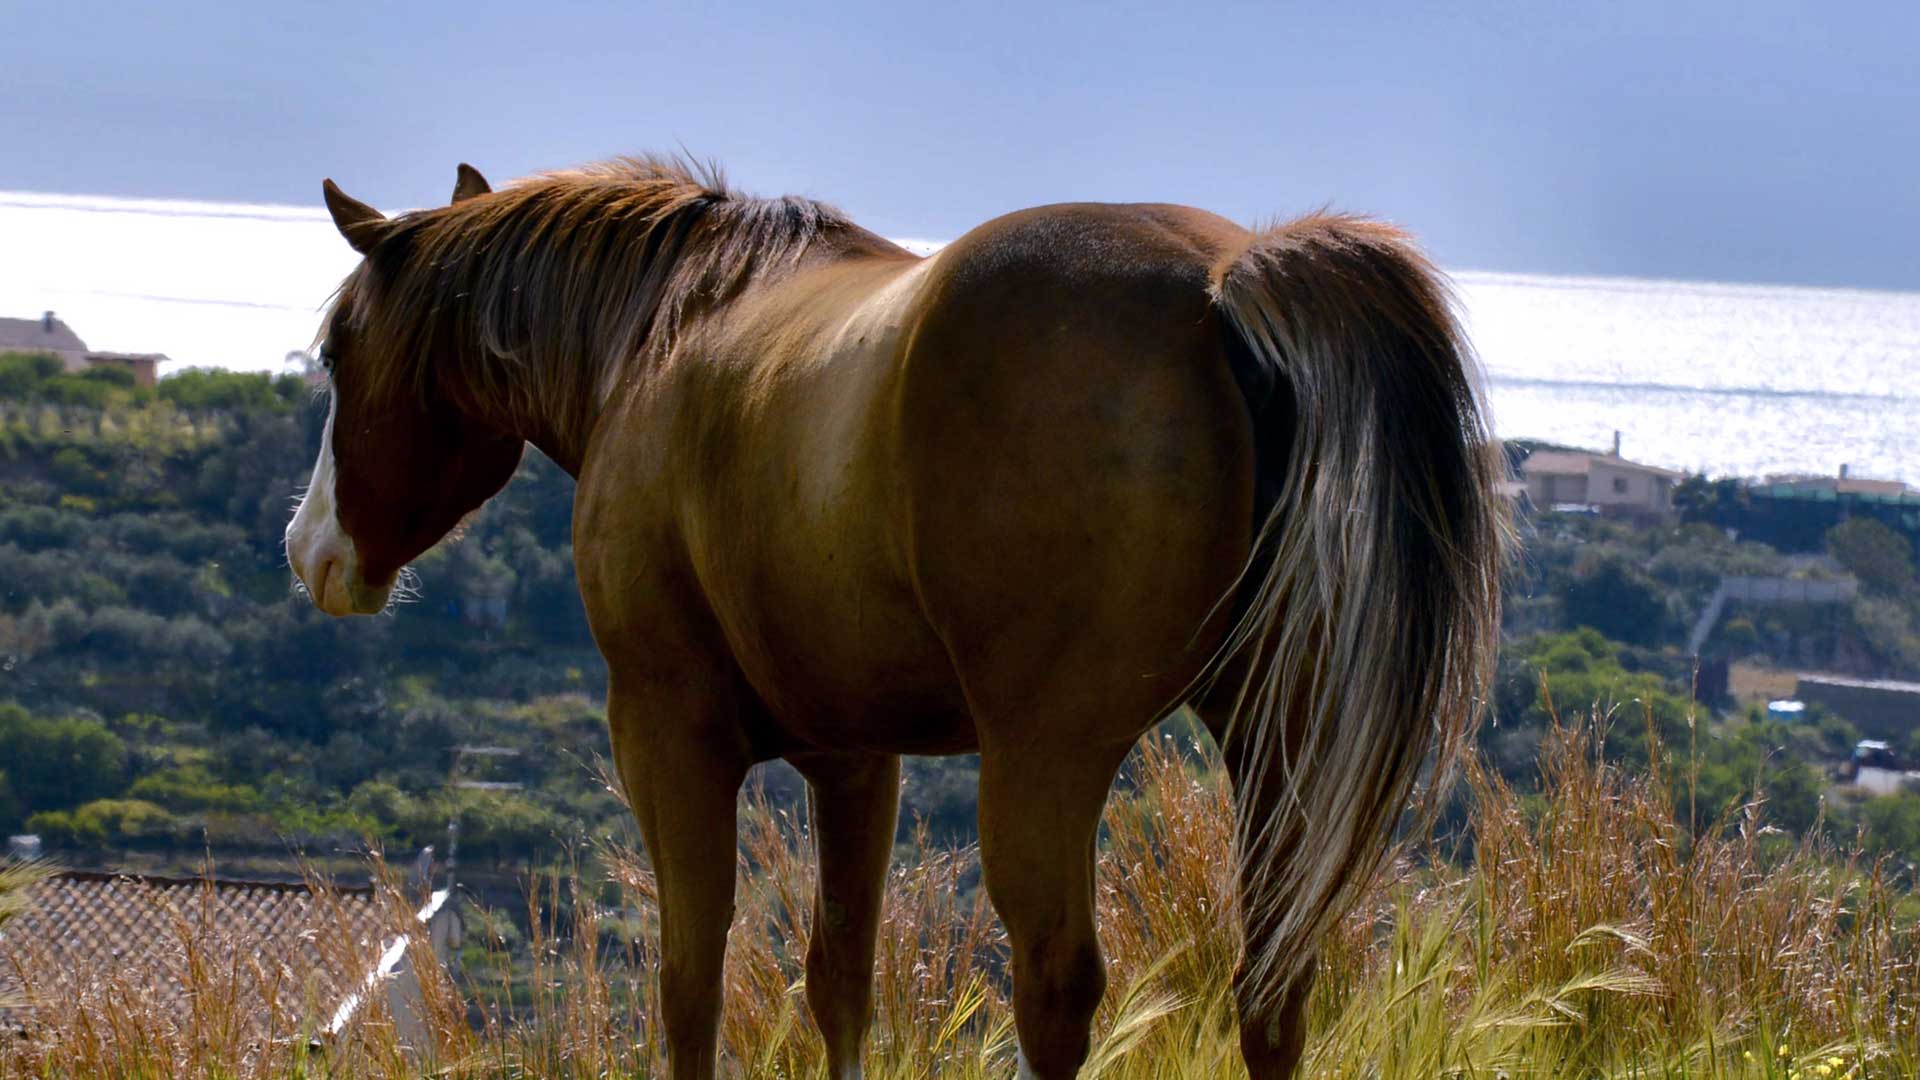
[328,155,900,444]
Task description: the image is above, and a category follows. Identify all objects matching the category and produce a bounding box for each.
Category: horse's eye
[319,347,336,372]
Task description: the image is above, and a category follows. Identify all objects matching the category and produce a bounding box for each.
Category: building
[0,859,458,1047]
[1519,434,1684,516]
[1717,473,1920,556]
[0,312,165,388]
[1795,674,1920,744]
[1759,466,1912,500]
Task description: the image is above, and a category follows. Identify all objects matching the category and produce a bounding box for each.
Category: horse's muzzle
[289,536,390,617]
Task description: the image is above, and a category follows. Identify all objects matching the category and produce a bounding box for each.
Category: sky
[5,1,1917,292]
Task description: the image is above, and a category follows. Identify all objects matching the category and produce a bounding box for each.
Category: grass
[3,709,1916,1078]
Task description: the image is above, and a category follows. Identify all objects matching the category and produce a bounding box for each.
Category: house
[0,857,458,1048]
[0,312,165,388]
[1520,434,1683,516]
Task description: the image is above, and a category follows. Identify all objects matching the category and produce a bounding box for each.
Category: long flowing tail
[1207,213,1509,1016]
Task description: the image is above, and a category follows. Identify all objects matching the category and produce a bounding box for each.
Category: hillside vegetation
[5,351,1920,1075]
[5,351,1920,871]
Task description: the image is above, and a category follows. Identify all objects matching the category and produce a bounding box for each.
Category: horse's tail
[1206,213,1508,1016]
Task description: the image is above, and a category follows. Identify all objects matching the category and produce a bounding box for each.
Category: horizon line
[6,187,1915,299]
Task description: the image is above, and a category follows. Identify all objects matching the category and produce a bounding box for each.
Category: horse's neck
[448,321,622,479]
[454,372,593,478]
[473,231,904,474]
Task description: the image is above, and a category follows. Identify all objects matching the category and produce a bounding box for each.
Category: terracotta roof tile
[0,870,404,1032]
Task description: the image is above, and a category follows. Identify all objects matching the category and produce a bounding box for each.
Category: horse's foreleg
[789,751,901,1080]
[609,681,750,1080]
[976,742,1130,1080]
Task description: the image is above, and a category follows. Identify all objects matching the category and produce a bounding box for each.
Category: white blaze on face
[286,396,385,616]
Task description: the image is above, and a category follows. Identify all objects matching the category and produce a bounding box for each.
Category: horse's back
[586,201,1265,754]
[895,203,1260,738]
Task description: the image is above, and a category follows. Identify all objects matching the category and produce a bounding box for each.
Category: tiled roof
[1520,450,1600,476]
[0,315,87,357]
[0,869,403,1033]
[1522,449,1684,480]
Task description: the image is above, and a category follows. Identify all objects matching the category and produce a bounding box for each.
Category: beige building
[1760,466,1910,499]
[0,312,164,388]
[1521,439,1683,515]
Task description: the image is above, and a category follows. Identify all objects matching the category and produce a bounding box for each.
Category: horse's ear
[322,179,387,254]
[452,163,491,204]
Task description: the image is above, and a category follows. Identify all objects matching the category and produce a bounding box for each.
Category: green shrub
[0,703,128,828]
[1858,790,1920,864]
[48,447,100,493]
[157,368,303,413]
[0,351,64,395]
[27,797,177,847]
[1561,551,1672,646]
[126,764,262,813]
[1828,517,1917,598]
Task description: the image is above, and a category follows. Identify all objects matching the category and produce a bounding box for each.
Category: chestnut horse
[286,156,1505,1079]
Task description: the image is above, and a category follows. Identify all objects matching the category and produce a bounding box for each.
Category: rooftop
[0,869,408,1033]
[0,314,87,357]
[1521,448,1685,480]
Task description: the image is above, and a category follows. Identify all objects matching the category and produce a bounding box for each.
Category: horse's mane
[330,155,894,442]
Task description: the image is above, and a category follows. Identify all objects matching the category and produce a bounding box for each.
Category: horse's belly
[727,584,977,756]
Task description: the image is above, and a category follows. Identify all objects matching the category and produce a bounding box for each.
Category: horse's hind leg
[607,675,751,1080]
[788,751,901,1080]
[975,735,1133,1079]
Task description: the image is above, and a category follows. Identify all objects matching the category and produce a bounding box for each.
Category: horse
[285,155,1506,1080]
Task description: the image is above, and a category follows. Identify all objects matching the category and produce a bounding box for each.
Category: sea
[1456,271,1920,485]
[4,190,1917,485]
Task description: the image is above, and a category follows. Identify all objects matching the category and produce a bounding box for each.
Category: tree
[1827,518,1917,599]
[1673,474,1746,524]
[1562,553,1670,646]
[0,352,64,396]
[0,704,129,827]
[27,798,177,848]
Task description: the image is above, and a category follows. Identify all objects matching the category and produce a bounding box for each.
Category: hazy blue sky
[5,1,1916,288]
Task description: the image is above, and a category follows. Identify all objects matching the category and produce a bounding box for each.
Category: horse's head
[286,167,526,616]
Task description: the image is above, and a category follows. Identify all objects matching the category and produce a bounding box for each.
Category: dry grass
[3,711,1916,1079]
[1727,662,1800,707]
